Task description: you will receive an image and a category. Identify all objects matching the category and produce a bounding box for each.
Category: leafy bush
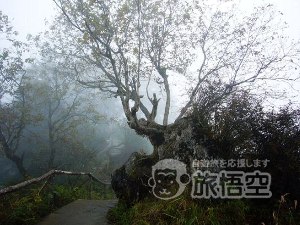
[108,93,300,225]
[108,197,249,225]
[108,195,300,225]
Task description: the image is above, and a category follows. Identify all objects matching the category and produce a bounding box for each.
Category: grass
[108,194,300,225]
[108,196,249,225]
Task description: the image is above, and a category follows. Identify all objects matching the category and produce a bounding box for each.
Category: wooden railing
[0,169,111,198]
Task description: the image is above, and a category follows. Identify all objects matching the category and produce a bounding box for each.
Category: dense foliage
[109,94,300,224]
[192,93,300,200]
[108,195,299,225]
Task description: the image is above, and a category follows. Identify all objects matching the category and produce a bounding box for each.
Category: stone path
[36,199,118,225]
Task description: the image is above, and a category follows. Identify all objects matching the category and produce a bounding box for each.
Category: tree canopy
[33,0,300,137]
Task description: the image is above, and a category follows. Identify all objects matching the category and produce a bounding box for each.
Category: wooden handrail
[0,169,111,196]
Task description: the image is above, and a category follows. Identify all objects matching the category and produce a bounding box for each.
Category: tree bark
[0,127,29,178]
[111,117,210,206]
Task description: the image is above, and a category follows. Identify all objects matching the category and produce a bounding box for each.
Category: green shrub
[108,194,300,225]
[108,197,250,225]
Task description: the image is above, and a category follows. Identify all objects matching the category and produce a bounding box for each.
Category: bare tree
[0,11,34,177]
[0,88,28,177]
[0,75,37,177]
[35,0,300,152]
[27,62,102,170]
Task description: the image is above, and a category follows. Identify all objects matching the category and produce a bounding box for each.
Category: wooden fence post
[89,175,92,200]
[50,175,55,208]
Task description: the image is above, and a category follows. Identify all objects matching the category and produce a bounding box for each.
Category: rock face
[111,118,210,206]
[157,118,208,171]
[111,152,157,206]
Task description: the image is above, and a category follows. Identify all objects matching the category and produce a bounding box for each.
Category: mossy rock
[111,152,157,206]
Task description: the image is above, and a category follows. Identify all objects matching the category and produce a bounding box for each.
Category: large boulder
[157,117,208,171]
[111,118,210,205]
[111,152,157,206]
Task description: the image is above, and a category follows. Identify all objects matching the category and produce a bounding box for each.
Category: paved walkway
[36,199,118,225]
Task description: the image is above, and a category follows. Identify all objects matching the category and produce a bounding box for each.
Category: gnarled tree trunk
[0,127,29,178]
[111,117,209,206]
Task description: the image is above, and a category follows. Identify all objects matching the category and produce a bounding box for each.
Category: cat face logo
[148,159,190,200]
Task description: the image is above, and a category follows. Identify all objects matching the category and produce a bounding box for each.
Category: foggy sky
[1,0,299,42]
[1,0,300,111]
